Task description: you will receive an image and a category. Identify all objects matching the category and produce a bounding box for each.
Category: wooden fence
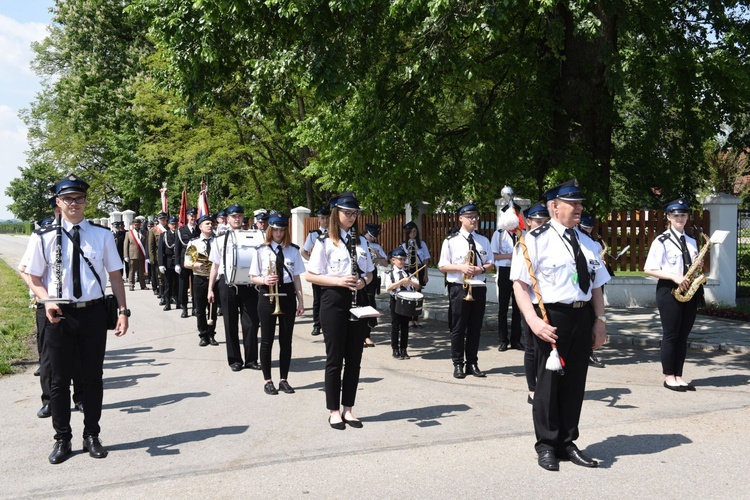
[304,209,710,272]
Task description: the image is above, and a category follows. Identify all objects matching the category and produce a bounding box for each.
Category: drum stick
[207,301,214,326]
[404,265,427,281]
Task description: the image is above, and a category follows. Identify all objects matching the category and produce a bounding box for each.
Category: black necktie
[467,234,479,265]
[72,225,82,298]
[565,228,590,294]
[679,235,692,274]
[276,245,284,281]
[204,238,211,257]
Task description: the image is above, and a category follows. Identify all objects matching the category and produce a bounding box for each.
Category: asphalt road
[1,234,749,499]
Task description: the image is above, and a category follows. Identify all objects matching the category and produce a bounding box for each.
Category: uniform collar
[549,219,574,236]
[459,228,475,238]
[62,218,88,231]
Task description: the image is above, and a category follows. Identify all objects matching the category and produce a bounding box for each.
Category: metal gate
[738,209,750,298]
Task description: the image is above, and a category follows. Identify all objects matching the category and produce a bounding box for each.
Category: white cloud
[0,14,47,78]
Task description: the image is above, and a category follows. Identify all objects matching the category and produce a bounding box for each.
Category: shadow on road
[364,403,471,427]
[103,391,211,413]
[585,433,692,468]
[107,425,249,456]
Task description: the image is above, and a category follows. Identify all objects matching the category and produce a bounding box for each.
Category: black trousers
[311,283,322,330]
[390,296,410,350]
[178,268,193,310]
[43,302,108,441]
[258,283,296,380]
[193,275,216,337]
[521,316,536,392]
[532,303,593,454]
[656,280,699,376]
[36,307,83,405]
[321,287,366,410]
[217,281,258,366]
[162,264,178,304]
[496,267,521,344]
[448,283,486,365]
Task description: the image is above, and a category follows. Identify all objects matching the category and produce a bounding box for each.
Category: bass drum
[395,291,424,317]
[224,230,265,285]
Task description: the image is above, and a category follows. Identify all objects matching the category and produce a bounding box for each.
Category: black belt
[59,297,104,309]
[448,281,485,287]
[546,300,588,309]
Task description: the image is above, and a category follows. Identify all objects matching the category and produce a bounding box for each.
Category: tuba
[672,233,711,303]
[185,245,211,274]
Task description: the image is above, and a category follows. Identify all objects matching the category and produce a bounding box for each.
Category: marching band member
[401,221,431,328]
[437,204,493,379]
[383,247,420,359]
[215,210,229,236]
[305,192,374,430]
[24,174,129,464]
[510,179,609,471]
[644,198,701,392]
[250,213,305,395]
[363,223,388,346]
[207,204,261,371]
[184,214,218,347]
[252,209,269,231]
[492,204,522,351]
[301,206,330,336]
[149,212,168,303]
[517,201,550,405]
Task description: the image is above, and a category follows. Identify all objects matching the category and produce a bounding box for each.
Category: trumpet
[463,249,475,301]
[265,262,284,315]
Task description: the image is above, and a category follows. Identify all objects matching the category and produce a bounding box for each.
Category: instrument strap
[62,228,106,297]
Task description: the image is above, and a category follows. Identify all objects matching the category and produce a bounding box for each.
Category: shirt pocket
[538,254,572,286]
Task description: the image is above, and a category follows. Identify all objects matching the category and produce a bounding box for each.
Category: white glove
[124,257,129,263]
[145,259,150,265]
[174,265,181,273]
[159,266,166,274]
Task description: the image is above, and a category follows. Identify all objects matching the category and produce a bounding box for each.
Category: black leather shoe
[589,354,606,368]
[511,341,524,350]
[159,298,166,306]
[453,364,465,379]
[246,361,262,370]
[498,342,509,352]
[83,436,108,459]
[311,326,321,336]
[264,381,279,395]
[192,308,197,316]
[393,349,402,359]
[33,367,40,376]
[537,450,559,471]
[49,439,72,464]
[217,308,223,317]
[328,416,346,430]
[683,383,696,391]
[664,381,686,392]
[527,395,534,405]
[467,364,486,377]
[163,304,171,311]
[209,336,219,346]
[230,363,243,372]
[181,309,189,318]
[74,401,84,413]
[343,416,363,428]
[400,349,410,359]
[199,338,209,347]
[566,447,598,468]
[37,404,51,418]
[278,380,295,394]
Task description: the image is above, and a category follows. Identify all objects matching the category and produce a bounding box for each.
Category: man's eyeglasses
[60,196,86,205]
[341,210,359,218]
[461,214,479,221]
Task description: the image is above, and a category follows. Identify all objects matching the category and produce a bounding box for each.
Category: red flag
[159,183,168,213]
[197,179,210,218]
[178,187,188,228]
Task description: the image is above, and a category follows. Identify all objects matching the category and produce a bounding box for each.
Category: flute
[349,224,360,320]
[55,212,63,300]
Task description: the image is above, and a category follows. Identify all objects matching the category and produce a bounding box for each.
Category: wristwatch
[119,308,131,317]
[596,315,607,324]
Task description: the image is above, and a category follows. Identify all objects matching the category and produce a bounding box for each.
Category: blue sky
[0,2,52,220]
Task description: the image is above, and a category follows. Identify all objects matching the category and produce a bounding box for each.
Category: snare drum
[395,291,424,317]
[224,230,265,285]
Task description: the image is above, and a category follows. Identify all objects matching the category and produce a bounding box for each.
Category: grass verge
[0,260,36,374]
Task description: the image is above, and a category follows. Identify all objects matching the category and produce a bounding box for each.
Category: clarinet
[54,212,63,300]
[349,224,360,320]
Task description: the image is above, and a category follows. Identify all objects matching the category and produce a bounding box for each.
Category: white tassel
[498,203,520,231]
[546,346,564,373]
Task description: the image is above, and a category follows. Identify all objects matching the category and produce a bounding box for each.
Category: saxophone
[672,233,711,303]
